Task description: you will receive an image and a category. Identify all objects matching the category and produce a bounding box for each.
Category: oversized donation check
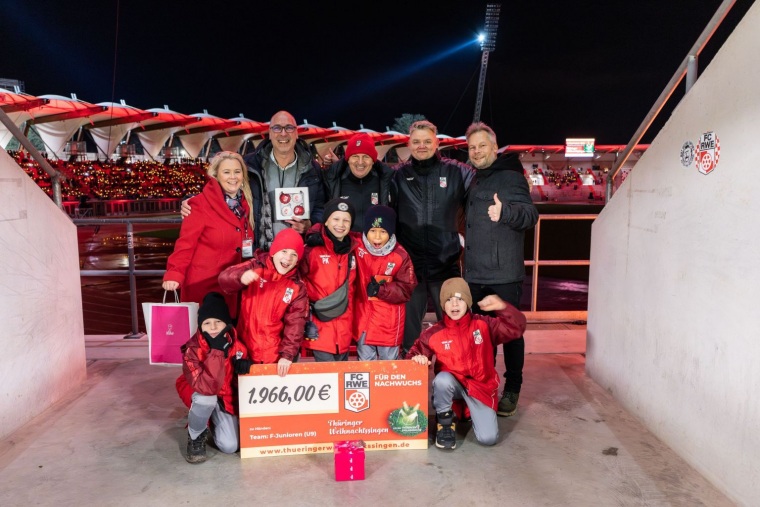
[238,360,429,458]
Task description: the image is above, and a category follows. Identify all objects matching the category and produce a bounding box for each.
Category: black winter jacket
[463,154,538,285]
[243,139,326,249]
[391,153,474,282]
[323,159,393,232]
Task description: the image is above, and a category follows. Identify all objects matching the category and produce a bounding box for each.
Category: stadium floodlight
[473,3,501,122]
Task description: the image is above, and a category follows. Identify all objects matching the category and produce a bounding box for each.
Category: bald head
[269,110,298,159]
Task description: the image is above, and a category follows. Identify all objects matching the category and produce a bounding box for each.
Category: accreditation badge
[242,238,254,259]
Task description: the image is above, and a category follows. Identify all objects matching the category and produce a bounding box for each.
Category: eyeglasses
[270,124,297,133]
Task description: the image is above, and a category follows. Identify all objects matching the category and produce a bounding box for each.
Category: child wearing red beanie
[218,228,308,376]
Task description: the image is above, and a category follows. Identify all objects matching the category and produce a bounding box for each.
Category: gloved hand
[233,358,253,375]
[204,332,231,352]
[304,320,319,341]
[305,233,324,247]
[367,277,381,298]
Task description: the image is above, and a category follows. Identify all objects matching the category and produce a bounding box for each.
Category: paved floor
[0,331,734,507]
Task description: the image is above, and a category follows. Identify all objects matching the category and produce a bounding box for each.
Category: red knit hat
[270,228,304,260]
[344,133,378,162]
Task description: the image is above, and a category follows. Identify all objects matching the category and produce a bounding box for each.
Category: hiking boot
[497,391,519,417]
[435,410,457,450]
[185,428,209,464]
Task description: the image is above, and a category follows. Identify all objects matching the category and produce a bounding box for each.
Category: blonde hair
[465,122,498,145]
[207,151,255,232]
[409,120,438,136]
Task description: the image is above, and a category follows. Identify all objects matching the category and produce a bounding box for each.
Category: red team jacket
[353,241,417,347]
[176,327,248,414]
[300,224,359,355]
[407,305,526,410]
[218,250,308,363]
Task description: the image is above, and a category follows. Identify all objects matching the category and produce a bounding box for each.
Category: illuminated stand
[473,4,501,123]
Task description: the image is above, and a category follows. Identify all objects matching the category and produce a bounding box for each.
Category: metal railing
[75,212,597,336]
[606,0,737,202]
[75,216,181,338]
[525,213,597,320]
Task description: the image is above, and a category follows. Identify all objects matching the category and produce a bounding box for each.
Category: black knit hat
[323,198,356,227]
[198,292,231,327]
[364,205,396,237]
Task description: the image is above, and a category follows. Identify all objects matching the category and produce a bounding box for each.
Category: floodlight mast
[473,3,501,123]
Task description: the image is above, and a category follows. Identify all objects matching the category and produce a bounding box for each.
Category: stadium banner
[239,360,429,458]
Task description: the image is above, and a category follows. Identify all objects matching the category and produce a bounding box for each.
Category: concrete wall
[587,4,760,505]
[0,149,86,439]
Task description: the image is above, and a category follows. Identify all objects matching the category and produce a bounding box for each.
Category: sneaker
[185,428,209,464]
[435,410,457,450]
[497,391,519,417]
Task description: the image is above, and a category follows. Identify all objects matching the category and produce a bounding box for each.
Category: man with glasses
[464,121,538,417]
[392,120,474,356]
[185,111,326,250]
[243,111,326,249]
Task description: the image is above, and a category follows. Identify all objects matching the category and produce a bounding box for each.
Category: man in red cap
[323,132,394,232]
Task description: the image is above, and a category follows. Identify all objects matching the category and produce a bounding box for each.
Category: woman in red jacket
[162,152,255,319]
[354,205,417,360]
[301,198,359,362]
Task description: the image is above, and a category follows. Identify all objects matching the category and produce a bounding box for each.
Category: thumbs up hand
[488,193,502,222]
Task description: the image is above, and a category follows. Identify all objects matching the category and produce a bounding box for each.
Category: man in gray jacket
[463,122,538,417]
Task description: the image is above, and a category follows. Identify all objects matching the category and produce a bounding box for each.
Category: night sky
[1,0,753,145]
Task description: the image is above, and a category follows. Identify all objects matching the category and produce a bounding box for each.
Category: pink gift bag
[142,291,198,365]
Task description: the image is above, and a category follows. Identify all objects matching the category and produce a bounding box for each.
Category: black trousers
[402,279,444,354]
[469,281,525,394]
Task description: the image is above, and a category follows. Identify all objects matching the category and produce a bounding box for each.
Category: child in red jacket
[175,292,249,464]
[407,278,526,450]
[301,198,359,362]
[354,206,417,360]
[218,228,308,376]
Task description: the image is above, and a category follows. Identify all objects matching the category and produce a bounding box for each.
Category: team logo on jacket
[320,254,331,265]
[259,278,267,288]
[344,372,370,412]
[235,350,243,360]
[371,193,379,205]
[441,339,453,350]
[357,248,366,258]
[439,177,447,188]
[384,262,396,275]
[473,329,483,345]
[283,287,294,304]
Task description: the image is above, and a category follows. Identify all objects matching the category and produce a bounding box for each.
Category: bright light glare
[477,33,485,43]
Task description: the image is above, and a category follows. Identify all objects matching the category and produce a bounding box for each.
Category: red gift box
[334,440,365,481]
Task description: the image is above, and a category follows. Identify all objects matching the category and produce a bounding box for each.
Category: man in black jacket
[464,122,538,417]
[323,132,392,232]
[392,120,474,354]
